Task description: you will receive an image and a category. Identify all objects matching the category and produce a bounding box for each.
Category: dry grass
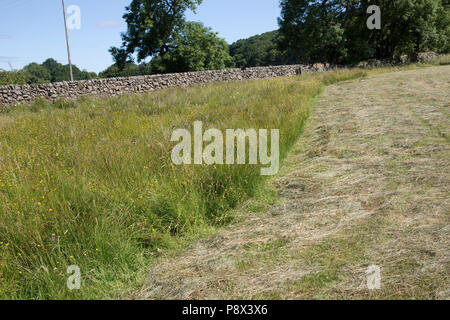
[138,65,449,300]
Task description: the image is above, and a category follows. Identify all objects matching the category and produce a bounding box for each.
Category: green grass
[2,55,448,299]
[0,68,372,299]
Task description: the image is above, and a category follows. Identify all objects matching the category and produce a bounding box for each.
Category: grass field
[1,55,448,299]
[138,59,449,300]
[0,67,369,299]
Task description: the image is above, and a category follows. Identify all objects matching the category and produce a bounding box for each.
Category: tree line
[109,0,449,70]
[1,0,448,85]
[0,58,96,86]
[278,0,449,64]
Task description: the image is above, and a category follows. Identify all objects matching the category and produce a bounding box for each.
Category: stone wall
[0,64,334,108]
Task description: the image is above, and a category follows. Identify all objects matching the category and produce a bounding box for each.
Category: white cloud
[0,34,12,39]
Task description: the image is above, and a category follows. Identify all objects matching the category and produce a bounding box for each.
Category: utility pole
[62,0,73,81]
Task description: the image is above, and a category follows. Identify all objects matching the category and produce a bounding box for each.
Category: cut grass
[1,55,448,299]
[0,68,367,299]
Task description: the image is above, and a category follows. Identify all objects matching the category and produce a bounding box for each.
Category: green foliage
[110,0,203,67]
[23,63,51,84]
[102,21,234,77]
[41,58,96,82]
[229,31,294,68]
[0,67,367,299]
[279,0,450,64]
[150,22,234,73]
[0,70,30,86]
[110,1,232,74]
[0,59,97,85]
[355,0,450,60]
[279,0,350,64]
[98,62,152,78]
[436,1,450,53]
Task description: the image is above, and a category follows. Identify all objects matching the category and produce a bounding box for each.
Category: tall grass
[0,69,366,299]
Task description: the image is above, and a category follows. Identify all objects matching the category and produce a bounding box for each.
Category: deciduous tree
[110,0,202,68]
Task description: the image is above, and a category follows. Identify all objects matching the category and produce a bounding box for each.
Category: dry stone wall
[0,64,334,108]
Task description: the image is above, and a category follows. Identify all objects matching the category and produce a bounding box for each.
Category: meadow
[0,68,383,299]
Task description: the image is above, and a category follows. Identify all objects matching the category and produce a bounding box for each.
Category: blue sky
[0,0,281,73]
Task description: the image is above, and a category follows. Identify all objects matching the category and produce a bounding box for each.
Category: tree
[229,31,294,68]
[42,58,68,82]
[110,0,202,68]
[354,0,450,60]
[150,22,234,73]
[0,59,96,85]
[71,66,97,81]
[23,63,51,84]
[99,62,153,78]
[279,0,350,64]
[278,0,450,64]
[436,0,450,53]
[41,58,97,82]
[0,69,30,85]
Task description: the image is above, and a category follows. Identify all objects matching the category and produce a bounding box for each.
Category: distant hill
[229,30,296,69]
